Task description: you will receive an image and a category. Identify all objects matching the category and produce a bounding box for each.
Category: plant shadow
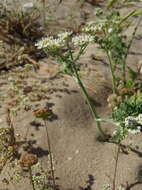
[19,140,49,158]
[125,164,142,189]
[79,174,95,190]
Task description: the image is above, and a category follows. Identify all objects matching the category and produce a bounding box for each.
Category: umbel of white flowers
[82,20,109,34]
[124,114,142,134]
[35,31,95,50]
[72,34,94,46]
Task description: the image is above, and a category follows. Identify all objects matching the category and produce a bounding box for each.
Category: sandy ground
[0,0,142,190]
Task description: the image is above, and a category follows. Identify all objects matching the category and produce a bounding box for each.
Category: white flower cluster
[35,36,59,49]
[58,31,72,40]
[83,20,106,34]
[125,114,142,134]
[125,116,138,128]
[83,25,98,33]
[35,31,72,50]
[108,28,113,33]
[137,114,142,124]
[72,34,94,46]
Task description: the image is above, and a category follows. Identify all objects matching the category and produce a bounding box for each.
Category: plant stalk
[106,50,117,94]
[112,143,120,190]
[42,0,46,28]
[67,46,106,139]
[44,120,56,189]
[119,10,136,25]
[71,61,106,139]
[29,166,36,190]
[122,15,142,86]
[6,108,16,145]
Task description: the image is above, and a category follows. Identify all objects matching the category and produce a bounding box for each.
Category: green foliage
[2,161,52,190]
[124,67,137,88]
[107,0,141,8]
[110,92,142,142]
[86,9,128,66]
[83,8,141,93]
[112,94,142,123]
[100,30,127,65]
[102,184,126,190]
[96,9,136,66]
[32,163,51,190]
[111,125,128,142]
[107,0,119,8]
[128,67,137,83]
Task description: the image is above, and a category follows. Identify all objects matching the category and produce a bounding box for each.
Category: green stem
[44,120,56,189]
[71,61,106,138]
[74,45,87,62]
[122,15,142,86]
[67,46,106,138]
[106,50,117,94]
[119,10,136,25]
[112,143,120,190]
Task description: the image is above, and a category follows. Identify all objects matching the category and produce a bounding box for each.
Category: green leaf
[125,79,133,88]
[112,94,142,123]
[132,10,142,16]
[107,0,118,8]
[128,67,137,82]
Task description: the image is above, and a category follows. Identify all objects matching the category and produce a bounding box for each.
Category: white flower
[113,130,117,136]
[83,25,97,33]
[83,20,107,34]
[108,28,113,33]
[125,116,137,127]
[36,36,64,50]
[57,31,72,40]
[128,126,141,134]
[137,114,142,125]
[72,34,94,46]
[125,115,141,135]
[36,36,53,49]
[36,31,72,50]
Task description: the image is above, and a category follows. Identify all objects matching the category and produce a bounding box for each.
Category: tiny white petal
[72,34,94,46]
[108,28,113,33]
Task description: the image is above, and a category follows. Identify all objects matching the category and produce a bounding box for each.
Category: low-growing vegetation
[0,0,142,190]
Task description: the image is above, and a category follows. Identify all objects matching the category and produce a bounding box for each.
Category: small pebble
[67,157,72,161]
[16,133,20,137]
[75,150,79,154]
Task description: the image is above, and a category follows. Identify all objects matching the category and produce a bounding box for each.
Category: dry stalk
[112,143,121,190]
[44,120,56,189]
